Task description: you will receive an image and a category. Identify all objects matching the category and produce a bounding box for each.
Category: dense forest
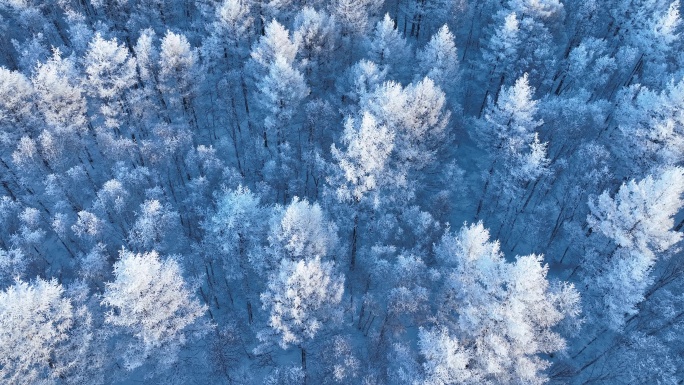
[0,0,683,383]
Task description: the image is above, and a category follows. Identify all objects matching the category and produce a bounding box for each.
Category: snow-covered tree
[32,48,87,135]
[588,167,684,255]
[394,77,451,170]
[356,77,451,175]
[134,29,159,85]
[0,67,37,140]
[214,0,253,44]
[561,37,617,94]
[84,33,137,129]
[586,166,684,329]
[257,54,309,199]
[0,248,26,286]
[205,185,268,278]
[417,25,459,93]
[268,197,338,262]
[509,0,564,20]
[101,249,209,370]
[616,78,684,176]
[72,210,104,241]
[331,0,383,36]
[259,257,344,351]
[480,11,521,89]
[337,59,387,111]
[158,31,199,114]
[294,7,340,78]
[250,20,298,73]
[473,73,548,220]
[203,0,253,75]
[84,33,137,101]
[128,199,182,253]
[434,222,581,384]
[330,112,396,203]
[258,55,309,141]
[321,335,361,383]
[0,278,80,384]
[367,14,411,76]
[608,0,682,86]
[418,327,473,385]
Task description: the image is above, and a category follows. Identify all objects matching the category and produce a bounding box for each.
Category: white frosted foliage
[260,257,344,349]
[102,249,208,369]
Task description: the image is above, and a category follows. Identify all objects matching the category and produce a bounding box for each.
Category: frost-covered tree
[586,166,684,329]
[294,7,339,76]
[473,73,548,220]
[248,18,305,176]
[0,248,26,286]
[203,0,253,77]
[0,67,37,140]
[203,185,269,323]
[479,8,556,100]
[331,112,396,203]
[320,335,361,383]
[250,20,298,73]
[367,14,411,77]
[264,365,305,385]
[257,55,309,200]
[331,0,383,36]
[10,207,47,265]
[101,249,209,370]
[72,210,104,243]
[84,34,137,101]
[205,185,267,278]
[559,37,617,95]
[616,78,684,176]
[417,25,459,94]
[588,167,684,255]
[268,197,338,264]
[258,55,309,145]
[418,327,472,385]
[158,31,199,117]
[362,78,451,170]
[0,278,96,384]
[479,11,521,93]
[32,48,87,135]
[211,0,253,46]
[128,199,182,253]
[509,0,564,20]
[84,33,137,128]
[476,73,542,152]
[134,29,159,86]
[393,78,451,170]
[259,257,344,368]
[433,222,580,384]
[608,0,682,87]
[364,252,432,342]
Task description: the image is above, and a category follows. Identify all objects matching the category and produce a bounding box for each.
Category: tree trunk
[301,346,307,385]
[351,210,358,269]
